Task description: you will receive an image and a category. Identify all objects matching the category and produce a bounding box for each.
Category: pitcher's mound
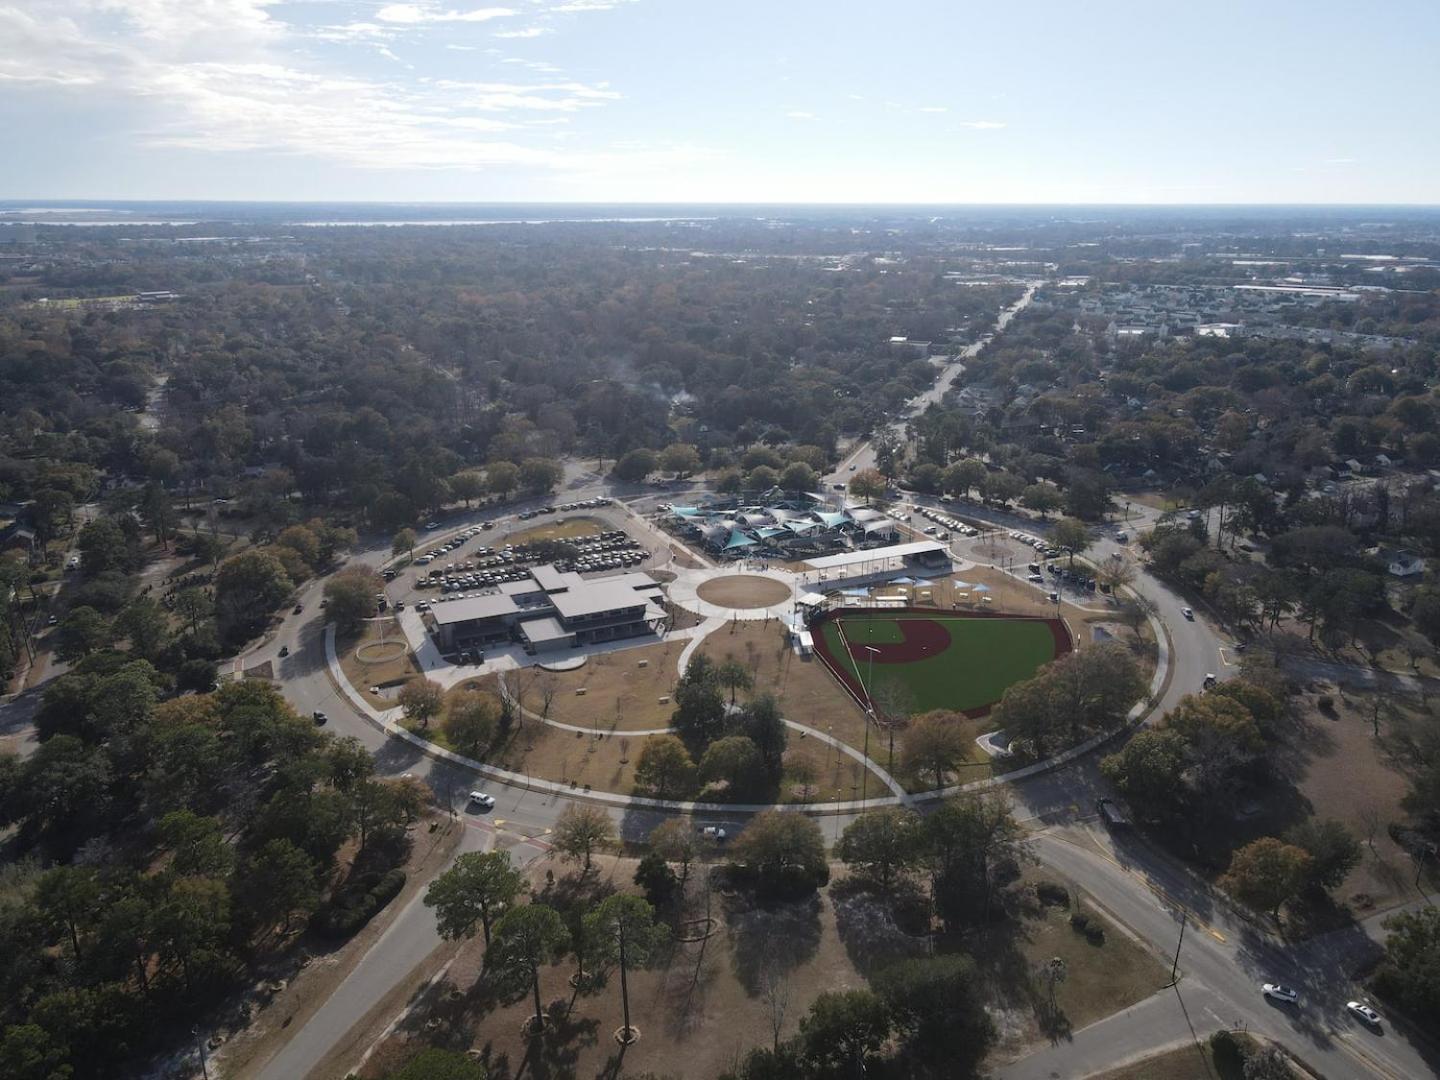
[696,575,791,609]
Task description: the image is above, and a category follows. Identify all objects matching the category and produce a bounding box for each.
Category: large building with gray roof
[423,566,666,655]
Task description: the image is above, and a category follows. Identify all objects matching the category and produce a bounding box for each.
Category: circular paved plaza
[695,574,793,609]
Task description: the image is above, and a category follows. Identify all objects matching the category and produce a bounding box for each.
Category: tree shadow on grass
[511,999,600,1080]
[535,869,618,926]
[652,927,723,1040]
[964,915,1073,1044]
[829,878,930,978]
[723,889,822,996]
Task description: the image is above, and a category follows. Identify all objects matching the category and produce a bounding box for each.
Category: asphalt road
[252,827,552,1080]
[1001,828,1438,1080]
[825,285,1036,484]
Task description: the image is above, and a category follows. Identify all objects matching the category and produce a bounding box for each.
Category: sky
[2,0,1438,204]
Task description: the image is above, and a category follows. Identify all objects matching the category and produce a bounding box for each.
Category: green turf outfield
[817,614,1061,714]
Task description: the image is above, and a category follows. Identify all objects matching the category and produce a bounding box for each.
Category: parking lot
[384,499,657,615]
[914,502,983,541]
[1000,529,1108,601]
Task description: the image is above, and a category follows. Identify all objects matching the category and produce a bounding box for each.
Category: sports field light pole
[861,644,880,806]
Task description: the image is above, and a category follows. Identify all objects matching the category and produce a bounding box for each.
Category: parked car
[425,521,439,530]
[1346,1001,1381,1027]
[468,790,496,810]
[293,603,304,614]
[700,826,728,841]
[278,645,289,657]
[1262,984,1298,1004]
[312,711,328,725]
[1181,607,1194,620]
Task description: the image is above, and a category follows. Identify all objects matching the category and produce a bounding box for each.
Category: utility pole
[1169,913,1186,986]
[192,1026,209,1080]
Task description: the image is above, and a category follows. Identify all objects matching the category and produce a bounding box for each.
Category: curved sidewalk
[491,669,910,800]
[328,625,903,815]
[327,592,1173,815]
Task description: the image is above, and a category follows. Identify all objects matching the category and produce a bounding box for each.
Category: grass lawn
[356,856,884,1080]
[1279,686,1432,921]
[696,619,994,792]
[696,619,871,751]
[507,515,604,545]
[353,860,1169,1080]
[418,673,851,803]
[818,613,1061,714]
[979,872,1170,1058]
[1091,1033,1257,1080]
[338,617,421,709]
[510,640,686,732]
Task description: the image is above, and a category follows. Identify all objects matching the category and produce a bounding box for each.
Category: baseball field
[811,607,1070,717]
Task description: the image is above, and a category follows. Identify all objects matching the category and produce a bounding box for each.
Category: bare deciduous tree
[1358,801,1383,854]
[760,958,791,1052]
[538,672,558,718]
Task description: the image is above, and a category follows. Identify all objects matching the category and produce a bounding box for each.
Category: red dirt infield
[834,617,953,664]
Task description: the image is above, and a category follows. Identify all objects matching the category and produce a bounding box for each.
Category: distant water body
[290,217,716,227]
[4,201,1439,229]
[0,202,729,227]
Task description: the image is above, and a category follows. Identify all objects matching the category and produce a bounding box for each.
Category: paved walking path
[327,625,909,813]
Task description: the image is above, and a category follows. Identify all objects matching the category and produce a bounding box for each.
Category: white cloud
[93,0,282,44]
[958,120,1006,129]
[376,4,517,25]
[918,105,948,113]
[1325,157,1357,165]
[784,110,815,120]
[311,22,398,44]
[501,56,562,72]
[549,0,635,10]
[429,78,619,111]
[494,26,551,38]
[0,0,639,173]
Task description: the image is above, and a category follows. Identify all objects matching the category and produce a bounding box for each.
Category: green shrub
[1209,1030,1244,1075]
[1036,881,1070,908]
[1068,911,1106,943]
[372,868,406,905]
[314,869,407,939]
